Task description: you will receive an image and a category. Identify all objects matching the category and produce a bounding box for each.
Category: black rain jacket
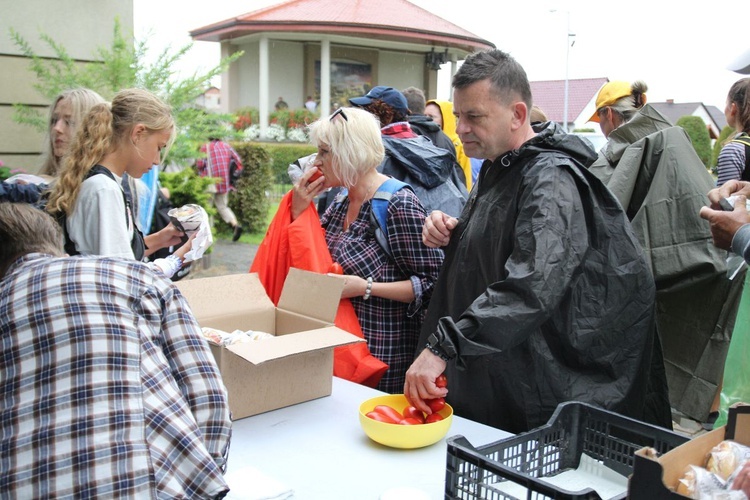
[380,135,468,218]
[419,122,672,433]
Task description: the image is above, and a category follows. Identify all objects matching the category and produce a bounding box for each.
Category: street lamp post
[552,9,575,133]
[563,11,575,133]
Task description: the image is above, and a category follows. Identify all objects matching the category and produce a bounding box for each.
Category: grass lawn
[215,192,282,245]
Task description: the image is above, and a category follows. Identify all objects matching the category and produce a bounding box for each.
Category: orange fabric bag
[250,191,388,388]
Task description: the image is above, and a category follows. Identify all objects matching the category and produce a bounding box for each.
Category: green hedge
[676,115,712,169]
[185,141,317,237]
[257,142,318,187]
[227,142,273,233]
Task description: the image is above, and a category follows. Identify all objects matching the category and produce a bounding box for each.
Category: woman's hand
[327,273,368,299]
[144,223,185,255]
[173,233,197,261]
[291,167,326,220]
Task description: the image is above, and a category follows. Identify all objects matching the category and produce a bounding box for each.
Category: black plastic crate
[446,401,688,500]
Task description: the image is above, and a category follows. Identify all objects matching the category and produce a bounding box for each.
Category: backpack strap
[369,177,410,260]
[732,133,750,181]
[61,165,145,260]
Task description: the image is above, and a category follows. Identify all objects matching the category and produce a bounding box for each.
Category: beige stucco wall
[0,0,133,172]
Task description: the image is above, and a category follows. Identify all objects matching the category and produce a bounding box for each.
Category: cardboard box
[177,268,363,420]
[629,405,750,498]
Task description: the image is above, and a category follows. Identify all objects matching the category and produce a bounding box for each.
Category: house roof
[647,102,704,126]
[530,77,608,123]
[706,105,728,130]
[190,0,494,54]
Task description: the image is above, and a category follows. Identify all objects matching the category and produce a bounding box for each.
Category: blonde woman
[292,107,444,393]
[40,88,106,177]
[46,88,189,276]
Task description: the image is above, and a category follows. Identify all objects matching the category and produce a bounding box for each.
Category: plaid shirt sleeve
[0,256,232,499]
[154,282,232,471]
[386,188,444,314]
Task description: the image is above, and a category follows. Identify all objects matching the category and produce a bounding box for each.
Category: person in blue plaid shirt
[0,202,232,499]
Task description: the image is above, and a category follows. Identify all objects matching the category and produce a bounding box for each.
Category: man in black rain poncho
[403,49,672,434]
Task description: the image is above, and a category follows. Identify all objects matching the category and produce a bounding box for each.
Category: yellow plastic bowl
[358,394,453,449]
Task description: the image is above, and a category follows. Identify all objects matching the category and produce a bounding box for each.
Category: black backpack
[229,157,242,187]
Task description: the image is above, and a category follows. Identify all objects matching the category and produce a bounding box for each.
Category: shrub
[676,115,712,169]
[269,109,290,130]
[226,142,273,233]
[234,107,259,131]
[288,109,318,129]
[158,168,217,217]
[258,142,318,188]
[262,124,287,142]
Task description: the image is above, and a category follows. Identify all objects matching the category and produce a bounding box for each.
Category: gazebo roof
[190,0,494,54]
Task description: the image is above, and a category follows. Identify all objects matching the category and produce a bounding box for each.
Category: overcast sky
[134,0,750,110]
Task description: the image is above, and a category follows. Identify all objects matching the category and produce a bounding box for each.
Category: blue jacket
[0,182,44,204]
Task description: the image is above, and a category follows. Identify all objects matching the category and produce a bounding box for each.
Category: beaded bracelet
[363,277,373,300]
[425,332,453,361]
[425,342,451,361]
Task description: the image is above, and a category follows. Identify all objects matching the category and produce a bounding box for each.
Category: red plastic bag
[250,191,388,388]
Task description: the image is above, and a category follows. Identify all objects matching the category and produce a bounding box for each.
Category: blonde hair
[40,88,106,176]
[530,105,548,123]
[47,88,174,217]
[609,81,648,123]
[308,107,384,188]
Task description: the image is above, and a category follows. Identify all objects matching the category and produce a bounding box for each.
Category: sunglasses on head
[330,108,348,122]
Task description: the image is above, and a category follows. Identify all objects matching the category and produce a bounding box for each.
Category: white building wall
[378,51,425,92]
[236,40,304,110]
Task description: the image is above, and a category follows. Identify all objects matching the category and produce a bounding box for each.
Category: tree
[9,17,243,166]
[676,115,712,169]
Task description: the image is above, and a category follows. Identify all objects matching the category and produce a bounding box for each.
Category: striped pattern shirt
[322,187,444,393]
[0,254,231,499]
[717,139,747,186]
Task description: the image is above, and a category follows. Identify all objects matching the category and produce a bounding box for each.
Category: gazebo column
[320,38,331,115]
[259,35,270,137]
[449,56,458,101]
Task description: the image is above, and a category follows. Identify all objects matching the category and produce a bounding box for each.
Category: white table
[225,377,511,499]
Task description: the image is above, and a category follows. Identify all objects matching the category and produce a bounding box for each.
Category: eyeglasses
[330,108,348,122]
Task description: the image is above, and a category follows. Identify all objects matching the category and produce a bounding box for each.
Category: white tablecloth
[225,376,511,499]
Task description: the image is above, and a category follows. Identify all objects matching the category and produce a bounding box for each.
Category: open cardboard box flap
[278,267,344,323]
[178,273,273,325]
[225,326,361,364]
[175,269,363,420]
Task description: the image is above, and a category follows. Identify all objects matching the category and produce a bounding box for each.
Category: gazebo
[190,0,494,134]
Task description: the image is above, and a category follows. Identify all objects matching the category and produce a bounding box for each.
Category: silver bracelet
[363,277,373,300]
